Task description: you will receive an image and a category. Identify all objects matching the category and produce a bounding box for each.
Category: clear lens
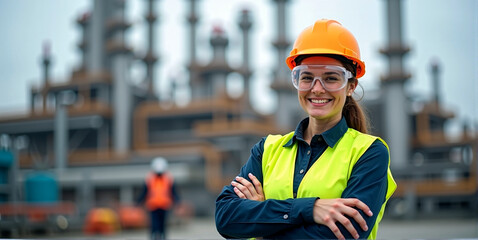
[291,65,352,92]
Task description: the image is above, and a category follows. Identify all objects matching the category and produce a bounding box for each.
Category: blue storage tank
[24,172,59,203]
[0,150,14,202]
[0,150,13,183]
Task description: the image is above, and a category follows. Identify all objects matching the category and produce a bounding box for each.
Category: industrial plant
[0,0,476,237]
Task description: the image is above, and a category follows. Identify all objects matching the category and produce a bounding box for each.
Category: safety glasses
[291,65,353,92]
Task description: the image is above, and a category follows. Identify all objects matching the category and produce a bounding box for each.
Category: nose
[310,77,326,93]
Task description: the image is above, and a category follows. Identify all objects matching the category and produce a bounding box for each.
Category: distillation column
[106,0,134,155]
[186,0,200,100]
[238,9,254,115]
[380,0,411,170]
[143,0,159,98]
[270,0,300,131]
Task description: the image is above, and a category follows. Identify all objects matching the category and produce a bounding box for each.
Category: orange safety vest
[145,173,174,211]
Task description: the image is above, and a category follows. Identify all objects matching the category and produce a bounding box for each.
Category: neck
[304,116,341,143]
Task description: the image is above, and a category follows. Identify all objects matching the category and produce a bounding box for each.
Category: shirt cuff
[289,197,318,224]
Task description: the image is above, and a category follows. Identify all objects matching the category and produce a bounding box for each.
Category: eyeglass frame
[291,65,353,92]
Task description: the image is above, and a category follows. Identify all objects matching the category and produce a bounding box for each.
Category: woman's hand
[313,198,372,240]
[231,173,264,201]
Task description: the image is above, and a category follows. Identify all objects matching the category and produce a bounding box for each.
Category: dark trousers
[150,208,168,240]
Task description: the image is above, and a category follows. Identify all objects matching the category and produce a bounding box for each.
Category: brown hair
[295,54,369,133]
[343,89,369,134]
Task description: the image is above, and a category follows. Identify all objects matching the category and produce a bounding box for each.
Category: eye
[324,76,340,82]
[299,75,314,81]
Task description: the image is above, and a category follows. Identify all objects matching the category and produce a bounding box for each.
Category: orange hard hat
[286,19,365,78]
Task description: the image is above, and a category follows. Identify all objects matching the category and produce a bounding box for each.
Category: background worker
[215,19,396,239]
[137,157,179,240]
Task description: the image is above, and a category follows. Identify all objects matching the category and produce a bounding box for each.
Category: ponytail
[339,56,369,134]
[343,94,369,134]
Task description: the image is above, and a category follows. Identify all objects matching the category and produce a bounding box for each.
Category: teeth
[311,99,329,104]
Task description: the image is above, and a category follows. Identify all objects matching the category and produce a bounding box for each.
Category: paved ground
[13,216,478,239]
[378,218,478,239]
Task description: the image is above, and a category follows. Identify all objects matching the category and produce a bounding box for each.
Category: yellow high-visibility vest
[262,128,396,239]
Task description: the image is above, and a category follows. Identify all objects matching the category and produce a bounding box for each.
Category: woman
[215,19,396,240]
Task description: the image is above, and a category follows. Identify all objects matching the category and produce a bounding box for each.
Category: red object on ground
[83,208,120,235]
[118,205,147,229]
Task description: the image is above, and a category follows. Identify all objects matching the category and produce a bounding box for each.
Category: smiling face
[297,56,357,126]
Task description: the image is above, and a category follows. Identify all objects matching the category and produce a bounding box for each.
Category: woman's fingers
[248,173,264,201]
[341,199,371,231]
[313,198,372,239]
[333,212,359,239]
[342,198,373,217]
[321,217,345,240]
[231,174,264,201]
[231,176,254,199]
[231,180,250,199]
[232,184,246,199]
[314,200,358,240]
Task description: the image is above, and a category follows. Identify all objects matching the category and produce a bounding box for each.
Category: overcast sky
[0,0,476,137]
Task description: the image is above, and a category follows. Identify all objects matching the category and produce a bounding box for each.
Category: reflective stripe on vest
[145,173,173,211]
[262,128,396,239]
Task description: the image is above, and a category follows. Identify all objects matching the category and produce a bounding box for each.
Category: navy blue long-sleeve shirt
[215,117,389,239]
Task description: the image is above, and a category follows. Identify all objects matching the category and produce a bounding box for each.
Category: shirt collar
[284,117,349,148]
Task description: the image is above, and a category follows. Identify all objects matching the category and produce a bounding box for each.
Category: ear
[347,79,358,96]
